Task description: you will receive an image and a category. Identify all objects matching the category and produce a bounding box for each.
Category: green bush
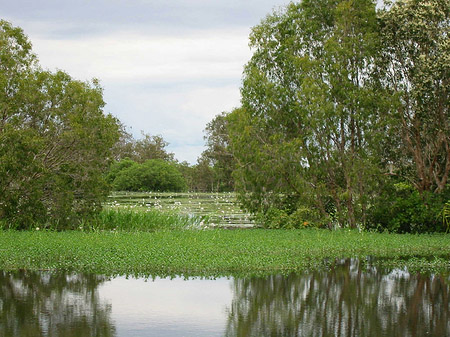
[106,159,136,184]
[368,182,449,233]
[257,208,290,229]
[258,206,327,229]
[112,159,187,192]
[289,207,328,229]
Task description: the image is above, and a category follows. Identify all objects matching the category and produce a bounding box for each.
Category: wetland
[1,259,449,337]
[1,192,449,336]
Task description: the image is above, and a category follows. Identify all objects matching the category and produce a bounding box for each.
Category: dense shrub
[106,159,136,184]
[257,206,328,229]
[367,183,449,233]
[111,159,187,192]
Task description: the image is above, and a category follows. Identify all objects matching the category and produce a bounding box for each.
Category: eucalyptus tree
[230,0,385,227]
[112,130,175,163]
[378,0,450,194]
[0,20,121,228]
[202,111,235,191]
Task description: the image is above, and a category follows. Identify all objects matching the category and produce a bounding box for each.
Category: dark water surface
[1,260,449,336]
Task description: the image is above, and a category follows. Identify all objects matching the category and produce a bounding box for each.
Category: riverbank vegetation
[0,208,205,232]
[214,0,450,233]
[0,20,121,229]
[0,229,449,277]
[1,0,449,234]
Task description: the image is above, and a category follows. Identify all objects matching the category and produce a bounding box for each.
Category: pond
[106,192,255,228]
[1,259,449,336]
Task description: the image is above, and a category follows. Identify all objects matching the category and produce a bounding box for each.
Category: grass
[0,229,449,277]
[0,208,208,232]
[89,208,208,231]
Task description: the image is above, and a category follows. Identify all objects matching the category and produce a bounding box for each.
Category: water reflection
[0,260,449,336]
[225,259,450,337]
[0,271,115,336]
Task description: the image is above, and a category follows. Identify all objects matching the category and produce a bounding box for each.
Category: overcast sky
[2,0,290,163]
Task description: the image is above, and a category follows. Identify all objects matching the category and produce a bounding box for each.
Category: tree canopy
[227,0,449,232]
[201,111,235,192]
[113,129,175,163]
[0,20,121,229]
[109,159,187,192]
[378,0,450,193]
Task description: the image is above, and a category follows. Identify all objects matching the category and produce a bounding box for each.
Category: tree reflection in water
[0,261,449,337]
[0,271,115,337]
[225,259,450,337]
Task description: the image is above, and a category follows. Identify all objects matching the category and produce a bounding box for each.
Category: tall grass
[0,208,208,232]
[88,208,208,232]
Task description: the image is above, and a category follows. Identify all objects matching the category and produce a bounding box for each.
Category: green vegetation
[0,229,448,277]
[107,159,187,192]
[444,201,450,232]
[91,208,205,231]
[367,183,448,233]
[113,131,175,163]
[0,208,206,232]
[1,1,448,236]
[198,111,234,192]
[222,0,449,232]
[0,20,121,229]
[0,192,447,276]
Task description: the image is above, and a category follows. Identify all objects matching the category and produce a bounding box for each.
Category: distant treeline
[109,129,233,193]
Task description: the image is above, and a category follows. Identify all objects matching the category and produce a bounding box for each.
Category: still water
[1,259,449,336]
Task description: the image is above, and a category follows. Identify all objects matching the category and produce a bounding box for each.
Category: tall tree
[230,0,384,227]
[134,133,175,162]
[0,20,121,228]
[378,0,450,194]
[113,130,175,163]
[202,111,235,191]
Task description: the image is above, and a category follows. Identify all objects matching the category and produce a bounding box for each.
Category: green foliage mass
[176,158,216,192]
[200,111,235,192]
[109,159,187,192]
[367,182,450,233]
[90,208,205,231]
[230,0,385,229]
[225,0,449,232]
[378,0,450,194]
[0,20,121,229]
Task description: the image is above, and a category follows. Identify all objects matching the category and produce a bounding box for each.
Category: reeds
[88,208,208,232]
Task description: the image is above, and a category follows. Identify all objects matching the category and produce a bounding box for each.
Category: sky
[2,0,290,164]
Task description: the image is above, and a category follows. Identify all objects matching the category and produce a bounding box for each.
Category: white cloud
[169,145,207,164]
[31,29,251,83]
[180,85,241,120]
[26,28,248,163]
